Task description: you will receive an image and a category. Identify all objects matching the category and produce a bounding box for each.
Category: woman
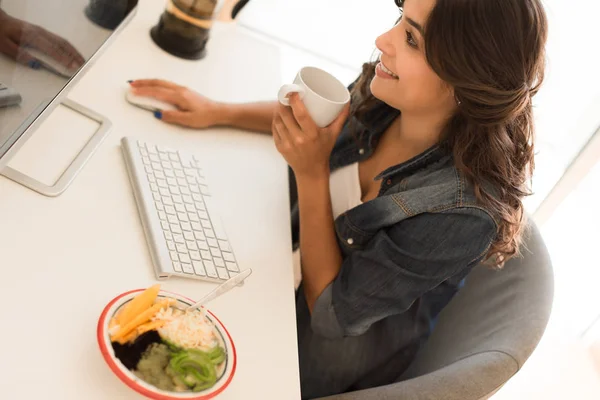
[130,0,548,397]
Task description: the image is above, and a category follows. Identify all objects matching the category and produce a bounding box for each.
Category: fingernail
[154,110,162,120]
[127,80,134,84]
[28,60,41,69]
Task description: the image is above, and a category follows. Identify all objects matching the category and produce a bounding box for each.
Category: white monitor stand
[0,99,111,197]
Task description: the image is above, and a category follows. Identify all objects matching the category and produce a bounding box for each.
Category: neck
[389,109,450,154]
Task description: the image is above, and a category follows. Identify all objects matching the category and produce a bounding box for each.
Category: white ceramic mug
[277,66,351,128]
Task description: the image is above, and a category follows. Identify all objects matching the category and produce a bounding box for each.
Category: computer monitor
[0,0,138,196]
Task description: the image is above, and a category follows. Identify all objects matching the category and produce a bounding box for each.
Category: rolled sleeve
[309,208,496,338]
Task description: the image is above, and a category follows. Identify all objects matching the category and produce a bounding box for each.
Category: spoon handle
[187,269,252,310]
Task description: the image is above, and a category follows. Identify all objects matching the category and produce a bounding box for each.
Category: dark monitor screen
[0,0,138,162]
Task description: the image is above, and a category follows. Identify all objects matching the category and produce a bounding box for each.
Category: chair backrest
[317,219,554,400]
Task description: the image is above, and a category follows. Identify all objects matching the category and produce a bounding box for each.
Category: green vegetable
[168,346,226,392]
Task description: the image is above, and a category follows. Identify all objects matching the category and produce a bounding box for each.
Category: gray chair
[317,219,554,400]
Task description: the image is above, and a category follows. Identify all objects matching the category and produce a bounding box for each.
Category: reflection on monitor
[0,0,138,195]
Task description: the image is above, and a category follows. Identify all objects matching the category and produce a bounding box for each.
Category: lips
[379,60,398,78]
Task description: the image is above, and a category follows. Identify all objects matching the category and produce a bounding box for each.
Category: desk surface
[0,2,299,399]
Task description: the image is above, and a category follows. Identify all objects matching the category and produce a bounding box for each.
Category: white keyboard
[121,137,240,283]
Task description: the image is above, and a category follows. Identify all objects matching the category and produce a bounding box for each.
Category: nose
[375,26,395,58]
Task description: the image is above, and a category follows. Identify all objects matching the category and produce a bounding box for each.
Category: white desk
[0,1,300,399]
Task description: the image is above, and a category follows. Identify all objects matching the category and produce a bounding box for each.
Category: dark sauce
[111,330,162,370]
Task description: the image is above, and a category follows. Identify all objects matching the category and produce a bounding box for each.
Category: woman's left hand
[272,93,350,179]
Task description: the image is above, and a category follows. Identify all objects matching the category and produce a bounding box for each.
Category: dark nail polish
[154,110,162,120]
[127,80,134,83]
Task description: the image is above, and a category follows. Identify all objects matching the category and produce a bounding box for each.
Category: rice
[153,307,218,351]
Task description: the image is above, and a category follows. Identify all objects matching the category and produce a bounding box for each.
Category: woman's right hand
[129,79,223,128]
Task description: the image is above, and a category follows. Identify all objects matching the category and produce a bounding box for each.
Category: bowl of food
[97,285,236,399]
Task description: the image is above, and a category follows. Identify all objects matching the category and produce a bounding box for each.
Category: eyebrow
[405,17,425,36]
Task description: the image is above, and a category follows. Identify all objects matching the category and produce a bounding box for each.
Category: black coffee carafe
[150,0,218,60]
[85,0,137,30]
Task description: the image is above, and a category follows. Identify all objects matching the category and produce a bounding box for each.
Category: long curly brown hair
[351,0,548,267]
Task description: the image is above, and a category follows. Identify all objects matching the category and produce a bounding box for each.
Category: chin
[370,77,400,109]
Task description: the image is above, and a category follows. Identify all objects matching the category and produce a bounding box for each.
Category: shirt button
[347,238,354,245]
[358,148,365,155]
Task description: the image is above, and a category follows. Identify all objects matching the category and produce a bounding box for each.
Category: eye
[406,31,418,48]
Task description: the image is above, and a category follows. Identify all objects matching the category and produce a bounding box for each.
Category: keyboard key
[194,231,206,240]
[170,251,179,261]
[162,161,172,170]
[173,234,185,244]
[171,224,182,234]
[149,154,160,162]
[169,186,180,195]
[226,261,239,272]
[210,247,221,258]
[182,263,194,274]
[197,240,209,250]
[175,203,186,213]
[205,228,215,238]
[192,193,203,202]
[173,194,183,204]
[200,185,210,195]
[201,250,212,260]
[223,252,235,262]
[159,152,169,162]
[186,241,198,250]
[196,202,206,211]
[165,170,175,178]
[172,261,182,272]
[207,238,218,248]
[175,170,185,178]
[181,221,192,231]
[185,203,195,213]
[155,171,166,179]
[158,211,167,221]
[183,231,195,241]
[159,188,170,197]
[157,179,168,188]
[165,205,176,215]
[167,215,178,225]
[178,212,189,222]
[161,221,170,231]
[179,253,191,264]
[198,210,209,220]
[152,162,161,170]
[184,168,196,177]
[147,145,158,155]
[150,183,158,192]
[189,250,201,261]
[155,201,164,211]
[176,243,187,253]
[192,261,206,276]
[217,267,229,280]
[148,174,157,183]
[145,165,153,174]
[180,187,191,195]
[169,153,179,162]
[214,258,225,267]
[162,197,174,206]
[187,176,196,185]
[140,148,149,157]
[177,177,187,186]
[164,231,173,241]
[166,241,175,251]
[204,260,218,278]
[153,192,161,202]
[218,240,231,252]
[189,213,199,222]
[167,177,177,186]
[201,219,211,229]
[190,185,200,194]
[183,195,194,204]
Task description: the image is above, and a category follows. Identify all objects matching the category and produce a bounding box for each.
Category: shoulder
[389,154,496,222]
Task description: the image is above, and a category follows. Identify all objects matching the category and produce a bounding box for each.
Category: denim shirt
[293,100,498,399]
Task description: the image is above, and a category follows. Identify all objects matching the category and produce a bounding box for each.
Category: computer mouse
[125,86,178,112]
[27,48,79,78]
